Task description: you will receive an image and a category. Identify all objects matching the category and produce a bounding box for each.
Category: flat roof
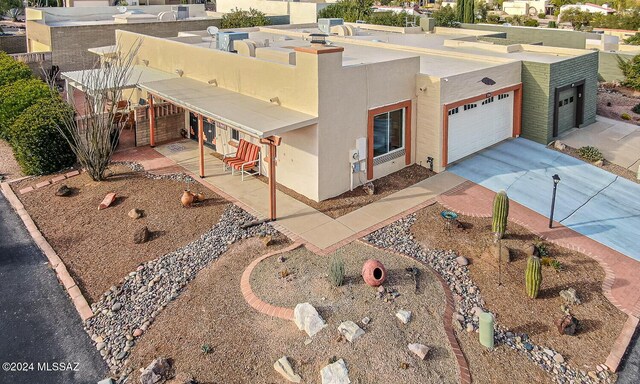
[61,65,178,92]
[138,77,318,138]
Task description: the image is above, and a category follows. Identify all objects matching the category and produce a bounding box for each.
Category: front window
[373,108,405,157]
[231,128,240,141]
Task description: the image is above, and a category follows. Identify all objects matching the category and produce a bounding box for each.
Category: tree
[0,78,50,139]
[317,0,374,22]
[559,8,592,30]
[9,98,76,175]
[0,0,21,14]
[47,40,141,181]
[432,5,459,27]
[625,32,640,46]
[475,0,490,22]
[617,54,640,91]
[0,51,32,88]
[221,8,271,29]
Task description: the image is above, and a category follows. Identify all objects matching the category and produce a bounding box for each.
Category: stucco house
[559,3,616,15]
[63,20,598,203]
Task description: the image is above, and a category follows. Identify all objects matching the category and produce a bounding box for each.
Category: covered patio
[138,77,318,220]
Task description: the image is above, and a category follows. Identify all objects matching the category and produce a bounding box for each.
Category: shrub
[632,103,640,114]
[0,51,32,88]
[432,5,459,27]
[534,242,549,257]
[540,256,553,266]
[9,98,76,175]
[625,32,640,46]
[621,113,631,120]
[366,11,409,27]
[550,259,563,272]
[537,12,546,19]
[328,255,345,287]
[221,7,271,29]
[617,54,640,91]
[0,78,51,139]
[548,20,557,28]
[317,0,373,22]
[577,146,604,162]
[523,18,539,27]
[486,14,501,24]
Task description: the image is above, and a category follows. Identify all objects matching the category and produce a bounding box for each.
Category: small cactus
[492,190,509,241]
[525,255,542,299]
[328,256,345,287]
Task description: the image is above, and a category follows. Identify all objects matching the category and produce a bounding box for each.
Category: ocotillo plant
[492,190,509,241]
[525,255,542,298]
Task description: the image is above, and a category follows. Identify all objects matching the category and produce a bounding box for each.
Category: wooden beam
[260,136,281,221]
[198,114,204,178]
[148,94,156,147]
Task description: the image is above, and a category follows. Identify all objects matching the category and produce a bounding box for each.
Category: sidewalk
[560,116,640,175]
[438,181,640,319]
[116,140,465,252]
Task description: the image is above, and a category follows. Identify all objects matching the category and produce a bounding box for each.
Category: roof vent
[309,33,328,46]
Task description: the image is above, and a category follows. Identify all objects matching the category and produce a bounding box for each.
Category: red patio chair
[222,139,249,172]
[229,142,261,181]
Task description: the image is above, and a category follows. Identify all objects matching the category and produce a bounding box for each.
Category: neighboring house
[216,0,335,24]
[559,3,616,15]
[63,20,597,202]
[502,0,550,16]
[25,5,274,72]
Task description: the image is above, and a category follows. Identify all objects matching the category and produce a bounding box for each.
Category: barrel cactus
[525,255,542,299]
[492,190,509,240]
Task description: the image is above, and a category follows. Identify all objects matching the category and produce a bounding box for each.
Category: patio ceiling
[138,77,318,139]
[61,65,178,93]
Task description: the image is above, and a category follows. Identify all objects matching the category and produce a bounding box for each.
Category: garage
[553,82,585,137]
[446,91,514,164]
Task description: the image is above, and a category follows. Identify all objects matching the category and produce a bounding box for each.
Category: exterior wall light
[208,79,218,86]
[175,69,184,77]
[142,59,149,66]
[270,97,280,105]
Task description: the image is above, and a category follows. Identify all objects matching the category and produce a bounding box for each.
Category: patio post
[198,114,205,178]
[148,94,156,147]
[260,136,282,221]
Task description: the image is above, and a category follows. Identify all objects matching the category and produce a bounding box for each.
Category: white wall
[216,0,326,24]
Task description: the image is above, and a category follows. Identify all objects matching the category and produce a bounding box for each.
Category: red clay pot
[181,190,194,207]
[362,259,387,287]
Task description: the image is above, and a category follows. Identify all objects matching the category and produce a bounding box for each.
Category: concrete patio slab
[299,220,356,250]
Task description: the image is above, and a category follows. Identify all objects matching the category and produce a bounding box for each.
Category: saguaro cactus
[492,190,509,241]
[525,255,542,299]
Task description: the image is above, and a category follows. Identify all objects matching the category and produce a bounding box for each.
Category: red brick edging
[18,169,81,195]
[358,240,472,384]
[0,182,93,321]
[239,242,303,321]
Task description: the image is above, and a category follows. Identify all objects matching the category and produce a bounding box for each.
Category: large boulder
[408,343,430,360]
[559,288,581,305]
[337,321,365,342]
[133,226,150,244]
[294,303,326,337]
[273,356,301,383]
[320,359,350,384]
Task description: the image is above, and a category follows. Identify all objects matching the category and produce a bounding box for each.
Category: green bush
[621,113,631,120]
[366,11,410,27]
[9,98,76,176]
[534,242,549,258]
[537,12,546,19]
[0,51,32,88]
[548,20,557,28]
[577,146,605,162]
[328,255,345,287]
[632,103,640,114]
[617,54,640,91]
[486,14,501,24]
[318,0,373,22]
[625,32,640,46]
[220,7,271,29]
[432,5,459,27]
[0,78,51,139]
[523,18,539,27]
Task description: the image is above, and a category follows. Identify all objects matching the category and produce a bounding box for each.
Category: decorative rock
[304,338,312,345]
[96,342,106,351]
[55,184,72,197]
[97,379,115,384]
[320,359,350,384]
[98,192,117,210]
[361,317,371,325]
[484,243,511,264]
[111,302,122,312]
[553,140,566,150]
[554,353,565,364]
[594,160,604,167]
[408,343,430,360]
[466,323,474,333]
[555,314,579,336]
[134,226,150,244]
[559,288,581,305]
[338,321,365,342]
[455,256,469,266]
[524,243,536,256]
[128,208,143,220]
[294,303,327,337]
[396,310,412,324]
[273,356,302,383]
[133,328,143,337]
[140,358,171,384]
[261,235,273,246]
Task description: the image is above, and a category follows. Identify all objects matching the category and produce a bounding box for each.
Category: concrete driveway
[448,138,640,261]
[560,116,640,175]
[0,193,107,383]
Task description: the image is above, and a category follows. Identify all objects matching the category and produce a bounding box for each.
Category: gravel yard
[597,86,640,124]
[364,206,622,384]
[10,164,227,303]
[129,240,458,384]
[0,139,23,181]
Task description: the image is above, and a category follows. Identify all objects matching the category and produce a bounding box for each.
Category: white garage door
[447,91,514,164]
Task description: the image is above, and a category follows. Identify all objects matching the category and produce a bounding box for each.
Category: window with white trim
[373,108,405,158]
